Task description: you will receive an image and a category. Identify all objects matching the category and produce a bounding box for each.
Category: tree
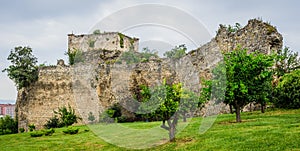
[137,81,204,142]
[274,47,300,79]
[213,47,275,122]
[273,70,300,109]
[88,112,96,123]
[163,44,187,59]
[2,46,38,89]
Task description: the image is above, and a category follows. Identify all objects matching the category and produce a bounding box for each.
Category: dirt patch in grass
[175,137,195,148]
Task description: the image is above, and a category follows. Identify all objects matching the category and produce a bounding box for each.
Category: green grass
[0,109,299,150]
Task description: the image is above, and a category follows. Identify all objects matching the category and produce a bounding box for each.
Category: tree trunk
[235,105,241,123]
[167,116,178,142]
[169,124,176,142]
[229,105,233,114]
[261,102,265,113]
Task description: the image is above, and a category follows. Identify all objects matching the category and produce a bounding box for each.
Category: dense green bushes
[0,115,18,135]
[44,105,81,129]
[63,126,79,135]
[273,70,300,109]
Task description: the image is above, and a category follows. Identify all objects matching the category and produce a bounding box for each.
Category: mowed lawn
[0,109,299,151]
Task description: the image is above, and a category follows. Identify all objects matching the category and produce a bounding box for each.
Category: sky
[0,0,299,103]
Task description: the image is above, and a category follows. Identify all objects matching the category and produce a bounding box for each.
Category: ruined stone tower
[16,19,283,130]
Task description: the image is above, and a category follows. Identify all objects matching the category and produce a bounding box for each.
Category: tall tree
[213,47,275,122]
[2,46,38,89]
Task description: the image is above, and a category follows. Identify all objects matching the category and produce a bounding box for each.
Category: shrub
[19,128,25,133]
[273,70,300,109]
[88,112,95,123]
[116,116,128,123]
[44,116,61,129]
[43,128,55,136]
[28,124,36,132]
[93,29,101,35]
[44,105,81,129]
[63,127,79,135]
[0,115,18,135]
[30,131,44,137]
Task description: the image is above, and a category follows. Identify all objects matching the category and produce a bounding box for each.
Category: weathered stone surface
[16,19,283,130]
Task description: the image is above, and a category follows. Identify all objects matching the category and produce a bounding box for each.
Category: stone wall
[16,63,77,130]
[68,32,139,53]
[16,19,283,130]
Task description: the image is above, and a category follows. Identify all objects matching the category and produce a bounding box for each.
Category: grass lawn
[0,109,299,150]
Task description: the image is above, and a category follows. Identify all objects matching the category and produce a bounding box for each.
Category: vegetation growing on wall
[65,49,84,65]
[116,47,158,64]
[163,44,187,59]
[93,29,101,35]
[88,39,96,48]
[118,33,125,48]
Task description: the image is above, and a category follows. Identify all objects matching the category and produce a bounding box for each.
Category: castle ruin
[16,19,283,130]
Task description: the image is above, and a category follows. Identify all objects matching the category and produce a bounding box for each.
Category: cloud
[0,0,300,100]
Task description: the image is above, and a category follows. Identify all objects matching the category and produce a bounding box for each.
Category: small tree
[274,47,300,79]
[137,81,201,142]
[88,112,96,123]
[2,46,38,89]
[163,44,187,59]
[273,70,300,109]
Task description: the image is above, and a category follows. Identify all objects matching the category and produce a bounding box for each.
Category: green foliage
[199,79,212,104]
[2,46,38,89]
[43,128,55,136]
[213,46,275,122]
[44,116,61,129]
[118,33,125,48]
[28,124,36,132]
[273,70,300,109]
[93,29,101,35]
[88,39,96,48]
[137,81,203,141]
[0,115,18,135]
[45,105,81,128]
[19,128,25,133]
[88,112,95,123]
[30,131,44,137]
[116,50,141,64]
[54,105,81,127]
[106,104,122,119]
[274,47,300,78]
[116,48,158,64]
[63,126,79,135]
[223,23,241,33]
[65,49,84,65]
[163,44,187,59]
[99,104,122,123]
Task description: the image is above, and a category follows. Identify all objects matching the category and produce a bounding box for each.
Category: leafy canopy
[213,46,275,122]
[2,46,38,89]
